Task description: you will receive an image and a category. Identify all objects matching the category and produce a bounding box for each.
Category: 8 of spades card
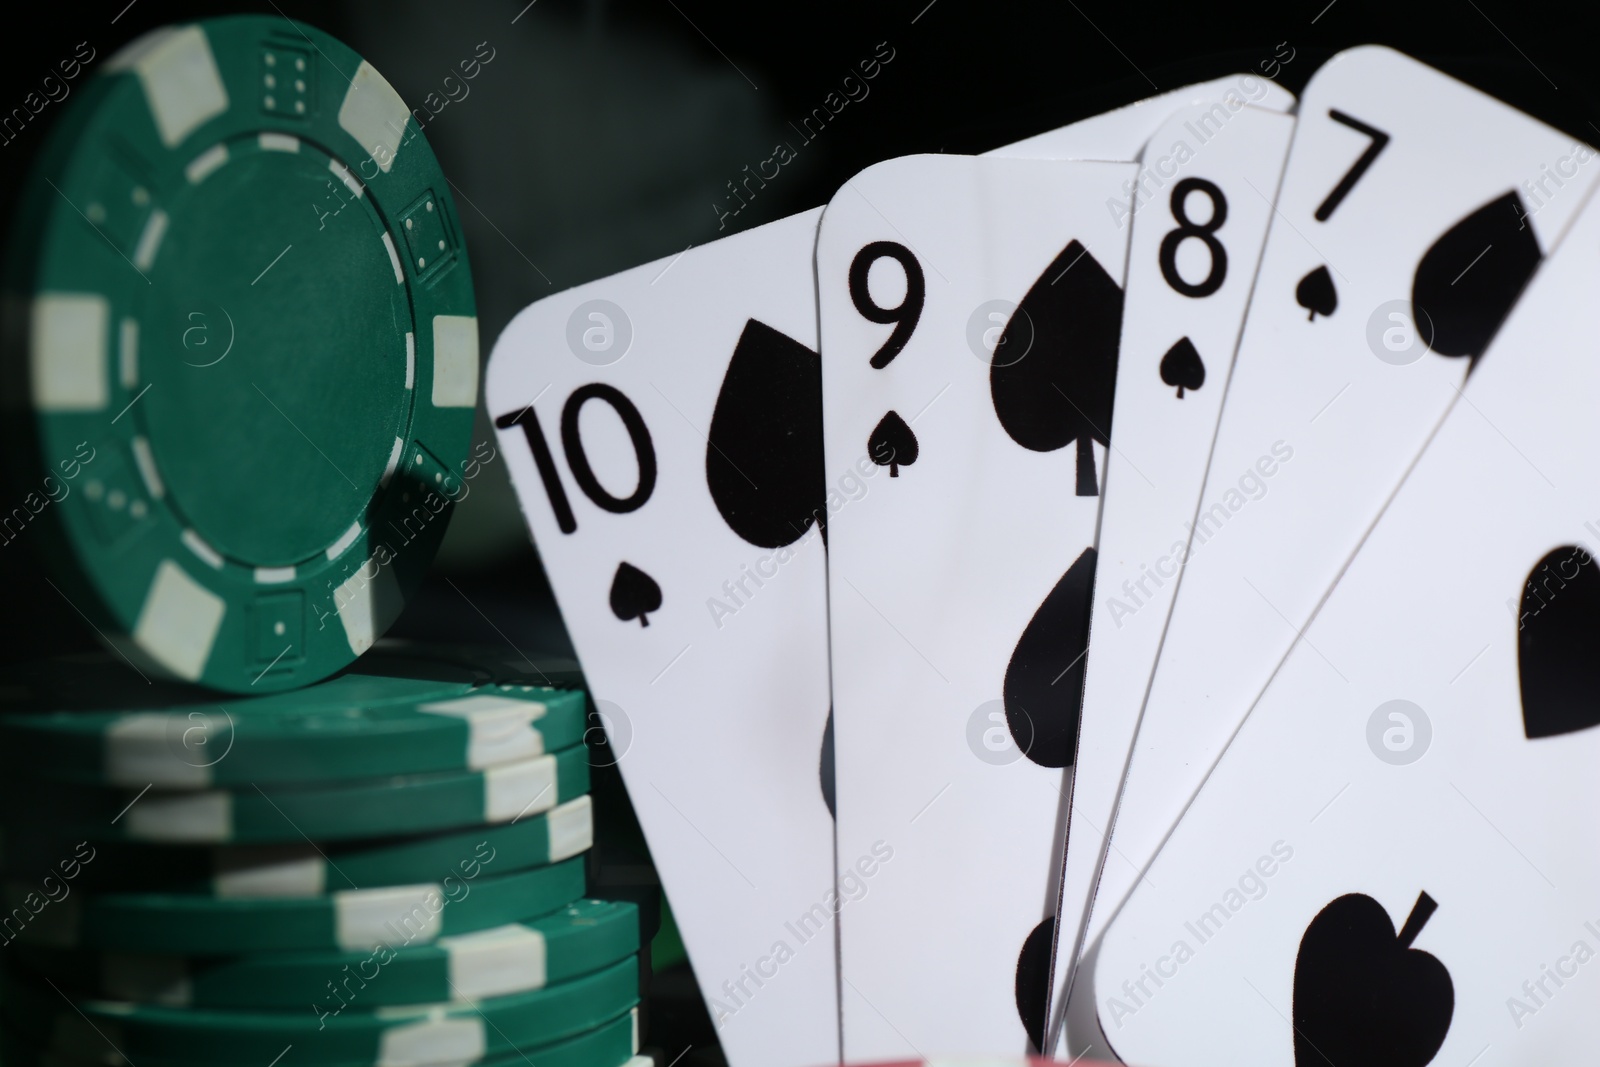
[1046,97,1296,1057]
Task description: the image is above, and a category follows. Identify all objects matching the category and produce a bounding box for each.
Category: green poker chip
[21,899,638,1009]
[2,16,478,692]
[6,855,585,954]
[0,676,585,789]
[2,1010,642,1067]
[1,796,594,897]
[3,957,637,1064]
[4,745,590,844]
[0,645,588,787]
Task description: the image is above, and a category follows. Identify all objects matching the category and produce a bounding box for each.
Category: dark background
[1,1,1595,1061]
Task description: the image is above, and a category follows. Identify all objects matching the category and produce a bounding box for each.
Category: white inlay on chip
[133,209,169,272]
[254,565,295,584]
[337,60,410,174]
[131,436,164,499]
[375,1016,484,1067]
[334,553,402,656]
[126,790,232,843]
[404,331,415,390]
[258,132,299,153]
[431,316,478,409]
[214,847,325,898]
[133,559,224,682]
[547,796,595,861]
[439,924,547,999]
[483,755,557,822]
[326,521,362,560]
[180,529,223,569]
[329,159,366,199]
[126,25,229,147]
[381,232,404,284]
[31,294,109,412]
[380,435,404,488]
[335,884,442,950]
[107,714,211,789]
[119,318,139,388]
[185,143,229,184]
[417,693,547,768]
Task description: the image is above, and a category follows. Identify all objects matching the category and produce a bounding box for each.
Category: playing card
[1094,172,1600,1067]
[1083,46,1600,1018]
[819,154,1136,1056]
[487,210,837,1067]
[1045,99,1296,1055]
[487,74,1291,1067]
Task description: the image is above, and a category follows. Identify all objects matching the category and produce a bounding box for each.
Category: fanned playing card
[487,211,837,1067]
[1084,49,1600,1020]
[820,153,1134,1058]
[1047,98,1296,1056]
[1095,174,1600,1067]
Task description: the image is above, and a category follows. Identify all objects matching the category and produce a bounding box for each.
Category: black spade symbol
[1293,891,1453,1067]
[818,707,836,819]
[706,319,826,548]
[1159,336,1206,398]
[608,562,662,627]
[1412,190,1541,369]
[1015,915,1054,1053]
[990,239,1123,497]
[868,410,919,477]
[1003,547,1095,768]
[1296,265,1338,321]
[1517,545,1600,739]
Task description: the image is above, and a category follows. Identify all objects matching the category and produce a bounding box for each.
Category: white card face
[1086,45,1600,979]
[820,155,1135,1057]
[1095,179,1600,1067]
[487,209,837,1067]
[1047,101,1296,1053]
[486,73,1293,1067]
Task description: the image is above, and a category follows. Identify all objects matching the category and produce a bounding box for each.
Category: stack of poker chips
[0,644,648,1067]
[0,12,648,1066]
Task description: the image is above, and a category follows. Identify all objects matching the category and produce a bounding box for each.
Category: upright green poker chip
[2,957,638,1064]
[2,16,478,692]
[1,796,594,896]
[6,855,586,954]
[4,746,591,844]
[19,899,638,1008]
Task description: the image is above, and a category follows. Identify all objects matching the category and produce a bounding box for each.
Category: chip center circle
[140,138,409,568]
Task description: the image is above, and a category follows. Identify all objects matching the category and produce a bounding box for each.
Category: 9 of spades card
[819,155,1134,1058]
[1095,162,1600,1067]
[1084,46,1600,1003]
